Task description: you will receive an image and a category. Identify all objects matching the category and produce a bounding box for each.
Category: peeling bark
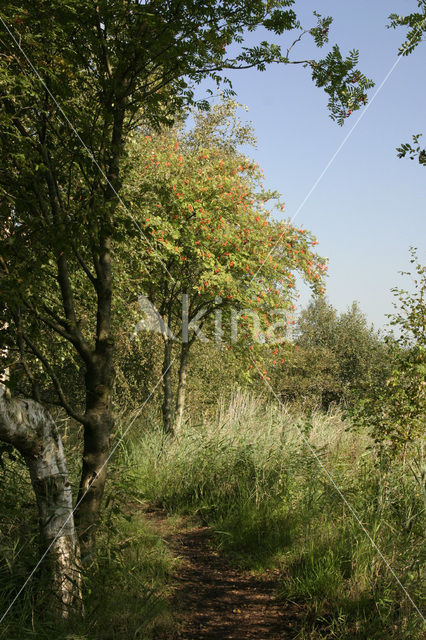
[0,387,83,618]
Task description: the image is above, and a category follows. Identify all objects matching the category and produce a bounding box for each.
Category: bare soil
[145,508,303,640]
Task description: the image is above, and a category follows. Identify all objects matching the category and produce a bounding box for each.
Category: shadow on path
[147,509,302,640]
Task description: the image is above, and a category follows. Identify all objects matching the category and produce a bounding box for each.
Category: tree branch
[20,331,87,425]
[71,242,97,287]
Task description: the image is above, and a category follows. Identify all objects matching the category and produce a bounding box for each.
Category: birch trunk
[0,388,83,617]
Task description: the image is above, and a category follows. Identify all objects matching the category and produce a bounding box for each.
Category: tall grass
[127,390,425,639]
[1,392,424,638]
[0,437,176,640]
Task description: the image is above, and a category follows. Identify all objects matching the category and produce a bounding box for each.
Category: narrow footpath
[146,509,303,640]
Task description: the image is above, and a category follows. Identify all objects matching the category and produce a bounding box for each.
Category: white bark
[0,387,83,617]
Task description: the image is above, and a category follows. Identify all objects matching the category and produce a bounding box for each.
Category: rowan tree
[124,101,327,432]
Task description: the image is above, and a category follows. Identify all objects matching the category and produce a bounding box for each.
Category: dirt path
[146,509,302,640]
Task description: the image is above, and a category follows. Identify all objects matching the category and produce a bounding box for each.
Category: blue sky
[197,1,426,330]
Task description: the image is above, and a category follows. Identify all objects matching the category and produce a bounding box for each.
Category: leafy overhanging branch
[389,2,426,164]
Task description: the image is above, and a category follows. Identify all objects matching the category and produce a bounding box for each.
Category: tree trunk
[0,388,83,618]
[175,343,189,432]
[73,106,123,549]
[161,338,174,435]
[76,354,114,553]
